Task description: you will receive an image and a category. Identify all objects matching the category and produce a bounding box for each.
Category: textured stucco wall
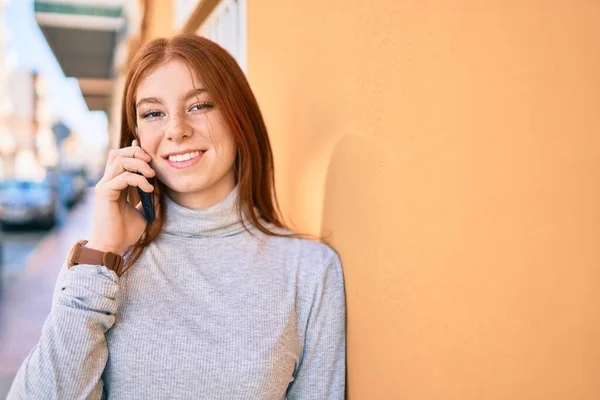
[247,1,600,398]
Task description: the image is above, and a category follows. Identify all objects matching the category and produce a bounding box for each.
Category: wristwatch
[67,240,124,273]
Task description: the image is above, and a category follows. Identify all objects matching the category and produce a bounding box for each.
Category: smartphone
[133,142,155,223]
[135,173,155,222]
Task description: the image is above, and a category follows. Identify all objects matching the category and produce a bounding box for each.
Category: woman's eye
[141,111,163,119]
[189,102,214,112]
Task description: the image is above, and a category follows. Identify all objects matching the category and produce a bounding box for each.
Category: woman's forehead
[137,59,205,98]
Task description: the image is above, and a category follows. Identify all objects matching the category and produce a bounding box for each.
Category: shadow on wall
[320,134,387,395]
[321,134,385,257]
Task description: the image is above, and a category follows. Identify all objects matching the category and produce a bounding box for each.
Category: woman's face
[135,59,237,208]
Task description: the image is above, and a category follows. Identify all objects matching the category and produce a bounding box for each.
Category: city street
[0,188,95,398]
[0,231,47,279]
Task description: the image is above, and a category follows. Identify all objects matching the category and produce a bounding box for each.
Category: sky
[5,0,109,147]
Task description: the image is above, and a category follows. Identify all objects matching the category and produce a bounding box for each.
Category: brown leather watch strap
[68,239,124,274]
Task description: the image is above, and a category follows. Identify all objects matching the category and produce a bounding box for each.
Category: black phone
[133,141,155,223]
[135,173,155,222]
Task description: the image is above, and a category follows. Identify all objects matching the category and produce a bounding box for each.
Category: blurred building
[32,0,141,178]
[0,0,16,179]
[0,67,59,182]
[0,1,89,182]
[34,0,126,115]
[0,61,71,182]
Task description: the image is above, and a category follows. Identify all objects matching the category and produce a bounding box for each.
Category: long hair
[117,34,309,275]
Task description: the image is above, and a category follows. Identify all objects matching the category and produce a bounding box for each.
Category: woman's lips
[164,152,204,169]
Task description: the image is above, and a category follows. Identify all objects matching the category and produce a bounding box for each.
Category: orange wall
[145,0,175,39]
[247,1,600,399]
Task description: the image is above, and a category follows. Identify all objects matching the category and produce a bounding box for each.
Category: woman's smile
[163,150,206,169]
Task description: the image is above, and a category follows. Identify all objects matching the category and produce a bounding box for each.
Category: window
[197,0,247,72]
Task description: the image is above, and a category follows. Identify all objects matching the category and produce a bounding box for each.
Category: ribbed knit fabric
[8,185,346,399]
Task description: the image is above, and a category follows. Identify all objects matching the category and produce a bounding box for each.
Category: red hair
[118,34,308,274]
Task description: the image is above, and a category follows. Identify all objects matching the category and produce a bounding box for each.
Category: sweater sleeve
[286,253,347,400]
[7,261,120,400]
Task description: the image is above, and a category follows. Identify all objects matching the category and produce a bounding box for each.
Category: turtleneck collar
[162,185,250,238]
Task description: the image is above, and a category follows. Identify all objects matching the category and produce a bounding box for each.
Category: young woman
[8,35,346,399]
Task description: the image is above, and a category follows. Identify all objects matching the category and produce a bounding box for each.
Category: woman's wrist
[85,241,125,256]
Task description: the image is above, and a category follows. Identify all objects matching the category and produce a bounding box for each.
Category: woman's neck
[166,174,236,210]
[162,183,248,238]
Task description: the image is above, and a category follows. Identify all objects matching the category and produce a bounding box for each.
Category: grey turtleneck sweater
[8,186,346,399]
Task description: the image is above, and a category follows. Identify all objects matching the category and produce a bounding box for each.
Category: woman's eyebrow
[136,97,162,108]
[136,88,207,108]
[183,88,207,100]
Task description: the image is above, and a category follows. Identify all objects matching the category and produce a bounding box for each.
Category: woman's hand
[87,140,156,255]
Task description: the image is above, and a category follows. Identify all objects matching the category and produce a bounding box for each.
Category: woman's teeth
[168,151,203,162]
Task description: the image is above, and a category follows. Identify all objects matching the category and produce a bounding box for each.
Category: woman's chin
[163,178,210,196]
[161,171,235,199]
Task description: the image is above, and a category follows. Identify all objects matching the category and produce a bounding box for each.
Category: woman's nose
[165,113,192,141]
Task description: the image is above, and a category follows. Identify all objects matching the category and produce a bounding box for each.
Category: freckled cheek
[203,114,234,143]
[190,114,212,133]
[137,134,162,162]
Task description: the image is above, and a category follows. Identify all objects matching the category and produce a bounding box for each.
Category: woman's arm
[7,261,120,399]
[8,134,155,399]
[286,253,347,400]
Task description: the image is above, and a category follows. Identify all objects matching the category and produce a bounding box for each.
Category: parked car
[57,167,88,208]
[0,179,57,230]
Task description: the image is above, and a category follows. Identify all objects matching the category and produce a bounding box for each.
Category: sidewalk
[0,189,95,397]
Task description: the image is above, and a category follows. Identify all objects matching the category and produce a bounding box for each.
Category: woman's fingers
[105,156,155,182]
[106,144,152,165]
[104,171,155,194]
